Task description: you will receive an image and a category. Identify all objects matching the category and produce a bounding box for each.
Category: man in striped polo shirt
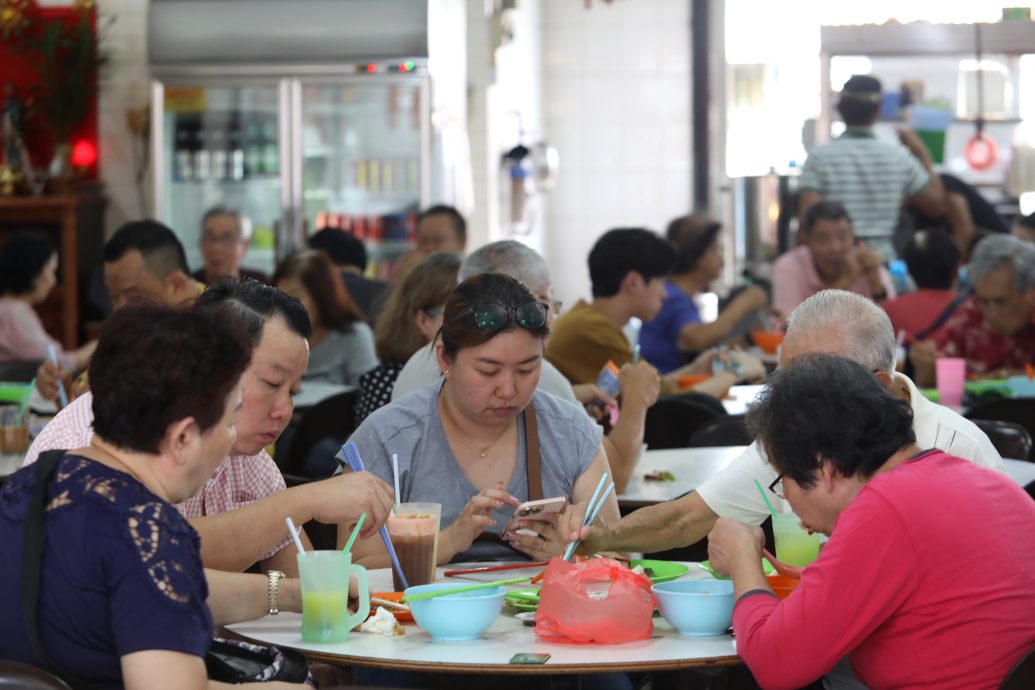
[799,75,945,261]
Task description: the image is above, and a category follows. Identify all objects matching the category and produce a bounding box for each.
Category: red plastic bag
[534,557,656,644]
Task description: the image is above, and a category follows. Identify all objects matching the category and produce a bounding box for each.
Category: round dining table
[226,562,742,676]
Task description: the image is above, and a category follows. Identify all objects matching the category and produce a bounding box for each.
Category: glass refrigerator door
[157,82,284,277]
[300,79,427,280]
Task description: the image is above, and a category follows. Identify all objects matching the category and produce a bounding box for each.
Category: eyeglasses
[533,293,562,314]
[768,472,785,500]
[456,301,549,331]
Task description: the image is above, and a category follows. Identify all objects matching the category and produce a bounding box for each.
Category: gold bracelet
[266,570,285,615]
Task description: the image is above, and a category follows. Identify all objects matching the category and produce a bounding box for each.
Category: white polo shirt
[695,373,1005,523]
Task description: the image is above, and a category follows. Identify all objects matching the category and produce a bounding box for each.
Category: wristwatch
[266,570,285,615]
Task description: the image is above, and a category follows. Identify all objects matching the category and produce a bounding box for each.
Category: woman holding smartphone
[344,273,619,564]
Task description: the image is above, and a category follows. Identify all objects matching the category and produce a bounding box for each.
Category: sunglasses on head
[456,301,549,331]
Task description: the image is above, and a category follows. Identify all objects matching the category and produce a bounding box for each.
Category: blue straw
[341,441,409,589]
[563,473,610,561]
[586,482,615,525]
[46,345,69,409]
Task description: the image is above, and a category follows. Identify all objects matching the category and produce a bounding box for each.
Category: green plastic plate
[504,587,541,612]
[699,559,775,580]
[630,559,690,584]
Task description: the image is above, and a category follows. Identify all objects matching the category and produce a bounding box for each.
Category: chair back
[970,419,1033,462]
[0,661,72,689]
[1000,646,1035,690]
[280,390,359,476]
[688,414,752,447]
[966,398,1035,461]
[643,393,727,450]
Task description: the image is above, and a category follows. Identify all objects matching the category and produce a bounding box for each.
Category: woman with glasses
[273,249,376,387]
[706,354,1035,690]
[355,252,461,426]
[638,214,770,374]
[345,273,620,565]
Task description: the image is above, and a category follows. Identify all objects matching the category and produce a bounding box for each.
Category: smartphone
[500,496,568,539]
[510,652,551,665]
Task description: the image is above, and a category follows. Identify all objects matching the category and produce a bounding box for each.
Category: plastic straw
[17,377,35,422]
[46,345,68,409]
[401,576,530,602]
[341,442,409,589]
[285,516,306,556]
[632,344,641,363]
[754,478,777,520]
[586,482,615,525]
[342,512,367,556]
[563,473,611,561]
[391,453,400,508]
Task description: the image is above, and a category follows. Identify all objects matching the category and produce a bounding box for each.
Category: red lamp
[70,139,97,168]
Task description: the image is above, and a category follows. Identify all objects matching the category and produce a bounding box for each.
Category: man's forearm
[603,396,651,493]
[189,485,315,573]
[592,491,718,553]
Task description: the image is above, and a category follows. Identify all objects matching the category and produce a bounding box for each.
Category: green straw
[342,512,367,556]
[16,378,36,423]
[402,576,530,602]
[754,478,777,520]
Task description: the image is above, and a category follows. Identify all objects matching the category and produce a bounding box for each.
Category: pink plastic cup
[935,357,966,407]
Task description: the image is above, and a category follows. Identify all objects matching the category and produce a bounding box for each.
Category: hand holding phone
[500,496,567,539]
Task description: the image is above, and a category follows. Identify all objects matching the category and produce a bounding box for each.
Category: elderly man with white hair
[391,240,661,492]
[911,234,1035,385]
[577,289,1002,554]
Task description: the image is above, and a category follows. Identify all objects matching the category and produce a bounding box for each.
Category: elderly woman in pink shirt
[0,231,95,368]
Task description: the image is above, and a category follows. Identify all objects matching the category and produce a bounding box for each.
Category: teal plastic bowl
[405,583,506,641]
[653,580,734,636]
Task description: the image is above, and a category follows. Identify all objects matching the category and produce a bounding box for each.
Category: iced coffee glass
[387,502,441,592]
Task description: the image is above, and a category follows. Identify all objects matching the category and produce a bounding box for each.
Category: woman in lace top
[0,303,304,689]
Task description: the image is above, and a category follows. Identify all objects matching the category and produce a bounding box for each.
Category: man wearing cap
[798,75,945,261]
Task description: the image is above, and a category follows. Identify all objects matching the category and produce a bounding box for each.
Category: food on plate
[644,470,676,482]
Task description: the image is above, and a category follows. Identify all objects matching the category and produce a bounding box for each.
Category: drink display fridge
[148,0,464,278]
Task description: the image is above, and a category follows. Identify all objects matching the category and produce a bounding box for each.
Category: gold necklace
[441,397,510,458]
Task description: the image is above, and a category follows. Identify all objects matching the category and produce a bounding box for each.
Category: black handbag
[22,450,309,687]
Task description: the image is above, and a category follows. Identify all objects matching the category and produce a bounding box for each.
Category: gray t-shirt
[345,380,602,561]
[306,322,378,386]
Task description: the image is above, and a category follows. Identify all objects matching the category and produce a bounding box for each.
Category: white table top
[721,385,765,416]
[0,452,24,478]
[293,382,355,410]
[227,563,739,674]
[619,446,746,507]
[1004,458,1035,489]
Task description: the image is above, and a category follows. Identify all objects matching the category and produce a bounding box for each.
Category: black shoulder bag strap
[22,449,104,690]
[914,294,967,342]
[474,401,543,553]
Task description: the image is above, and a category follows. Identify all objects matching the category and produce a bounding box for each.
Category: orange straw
[1025,363,1034,381]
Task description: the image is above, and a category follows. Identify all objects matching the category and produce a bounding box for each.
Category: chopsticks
[401,576,530,603]
[339,441,410,590]
[371,596,411,612]
[444,561,549,577]
[562,473,615,562]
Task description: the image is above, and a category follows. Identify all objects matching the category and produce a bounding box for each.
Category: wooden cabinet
[0,192,107,349]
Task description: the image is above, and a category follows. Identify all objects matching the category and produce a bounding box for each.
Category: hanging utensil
[965,24,999,172]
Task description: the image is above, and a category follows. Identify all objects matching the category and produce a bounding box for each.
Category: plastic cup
[0,405,28,454]
[297,550,369,643]
[771,511,821,567]
[936,357,966,407]
[387,502,441,592]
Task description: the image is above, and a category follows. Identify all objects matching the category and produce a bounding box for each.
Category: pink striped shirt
[23,392,291,559]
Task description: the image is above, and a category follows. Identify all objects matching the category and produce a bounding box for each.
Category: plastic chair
[279,390,359,476]
[643,393,727,450]
[970,419,1033,462]
[966,398,1035,461]
[687,414,752,448]
[0,661,72,689]
[0,359,42,383]
[1000,646,1035,690]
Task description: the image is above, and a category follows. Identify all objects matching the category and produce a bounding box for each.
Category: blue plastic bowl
[404,583,506,641]
[652,580,734,636]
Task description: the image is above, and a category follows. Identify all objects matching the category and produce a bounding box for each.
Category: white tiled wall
[540,0,692,309]
[97,0,151,238]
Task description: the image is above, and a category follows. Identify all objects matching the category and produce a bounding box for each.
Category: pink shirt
[23,392,290,558]
[733,451,1035,690]
[772,246,895,318]
[0,298,72,367]
[882,289,959,343]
